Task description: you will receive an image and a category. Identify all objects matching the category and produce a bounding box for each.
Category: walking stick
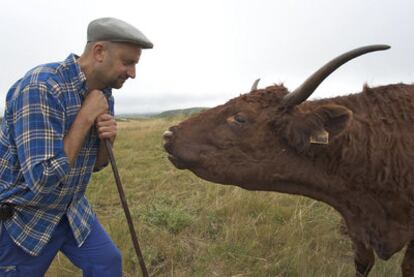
[104,139,149,277]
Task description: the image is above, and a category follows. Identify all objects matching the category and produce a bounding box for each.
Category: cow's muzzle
[162,127,201,169]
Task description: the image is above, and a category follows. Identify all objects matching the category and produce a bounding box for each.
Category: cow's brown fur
[164,82,414,276]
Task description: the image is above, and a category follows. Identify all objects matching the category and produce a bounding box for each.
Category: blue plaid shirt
[0,54,114,256]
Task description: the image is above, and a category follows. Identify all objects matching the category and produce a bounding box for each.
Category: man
[0,17,153,276]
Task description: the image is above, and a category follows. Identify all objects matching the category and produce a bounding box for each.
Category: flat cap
[87,17,153,49]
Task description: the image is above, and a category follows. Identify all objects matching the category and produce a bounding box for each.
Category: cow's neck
[289,84,414,258]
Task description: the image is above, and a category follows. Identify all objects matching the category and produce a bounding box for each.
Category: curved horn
[250,78,260,91]
[281,44,391,108]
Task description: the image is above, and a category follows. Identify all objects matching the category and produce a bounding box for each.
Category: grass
[45,117,404,276]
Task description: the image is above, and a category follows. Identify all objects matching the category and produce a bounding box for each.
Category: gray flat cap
[87,17,153,49]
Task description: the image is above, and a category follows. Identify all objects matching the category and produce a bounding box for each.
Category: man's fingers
[97,125,116,132]
[96,124,117,133]
[96,120,114,127]
[96,113,113,123]
[98,131,117,140]
[96,114,117,141]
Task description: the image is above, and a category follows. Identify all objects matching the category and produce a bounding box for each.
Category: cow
[162,45,414,276]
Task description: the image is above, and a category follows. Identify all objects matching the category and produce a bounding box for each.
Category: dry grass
[45,118,403,276]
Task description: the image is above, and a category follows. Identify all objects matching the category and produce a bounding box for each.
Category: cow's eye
[227,114,248,126]
[234,114,247,124]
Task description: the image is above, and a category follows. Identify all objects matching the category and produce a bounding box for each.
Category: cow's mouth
[163,129,200,170]
[166,153,193,169]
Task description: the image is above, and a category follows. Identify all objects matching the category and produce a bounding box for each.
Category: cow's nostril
[163,130,174,142]
[169,125,178,132]
[163,130,173,137]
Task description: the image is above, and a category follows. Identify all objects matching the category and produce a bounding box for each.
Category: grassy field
[46,117,404,276]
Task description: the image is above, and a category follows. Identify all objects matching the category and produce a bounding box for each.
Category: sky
[0,0,413,115]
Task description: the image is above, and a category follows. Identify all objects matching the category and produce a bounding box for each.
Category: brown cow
[163,45,414,276]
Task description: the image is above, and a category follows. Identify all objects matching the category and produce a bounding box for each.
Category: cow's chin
[167,155,223,183]
[167,154,198,170]
[187,167,227,185]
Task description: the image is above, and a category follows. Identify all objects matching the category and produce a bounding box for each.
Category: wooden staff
[104,139,149,277]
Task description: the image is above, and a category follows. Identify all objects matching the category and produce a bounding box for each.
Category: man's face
[101,42,142,89]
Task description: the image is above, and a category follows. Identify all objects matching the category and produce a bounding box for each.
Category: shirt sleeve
[92,93,115,172]
[13,83,70,195]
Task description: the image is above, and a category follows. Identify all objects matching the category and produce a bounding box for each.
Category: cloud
[1,0,413,115]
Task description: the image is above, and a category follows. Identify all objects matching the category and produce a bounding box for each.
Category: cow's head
[163,45,390,190]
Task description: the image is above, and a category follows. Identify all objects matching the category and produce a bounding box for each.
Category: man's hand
[95,114,117,143]
[94,114,117,171]
[63,89,110,166]
[79,89,109,124]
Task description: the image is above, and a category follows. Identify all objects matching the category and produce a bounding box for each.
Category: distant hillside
[116,113,157,120]
[155,107,209,118]
[116,107,209,120]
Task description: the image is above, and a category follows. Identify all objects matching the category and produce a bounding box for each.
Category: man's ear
[92,42,106,63]
[308,104,352,144]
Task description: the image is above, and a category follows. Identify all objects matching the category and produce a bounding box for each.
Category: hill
[155,107,208,118]
[115,107,209,121]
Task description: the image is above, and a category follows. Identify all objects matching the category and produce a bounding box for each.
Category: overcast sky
[0,0,413,115]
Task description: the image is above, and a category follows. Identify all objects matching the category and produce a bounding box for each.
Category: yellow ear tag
[310,129,329,144]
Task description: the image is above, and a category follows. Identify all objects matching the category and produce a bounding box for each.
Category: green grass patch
[141,199,194,234]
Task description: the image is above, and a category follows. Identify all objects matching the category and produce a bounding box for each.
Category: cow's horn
[251,78,260,91]
[281,44,391,108]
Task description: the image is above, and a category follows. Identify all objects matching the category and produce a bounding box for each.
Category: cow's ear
[308,104,352,144]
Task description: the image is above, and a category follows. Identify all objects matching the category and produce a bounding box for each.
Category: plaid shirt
[0,54,114,256]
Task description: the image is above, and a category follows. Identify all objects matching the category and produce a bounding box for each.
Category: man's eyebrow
[122,57,138,64]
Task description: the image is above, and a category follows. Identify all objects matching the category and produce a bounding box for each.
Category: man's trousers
[0,215,122,277]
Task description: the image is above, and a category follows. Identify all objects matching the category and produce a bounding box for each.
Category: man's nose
[127,66,136,79]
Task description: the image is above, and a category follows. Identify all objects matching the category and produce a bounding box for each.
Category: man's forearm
[63,111,94,167]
